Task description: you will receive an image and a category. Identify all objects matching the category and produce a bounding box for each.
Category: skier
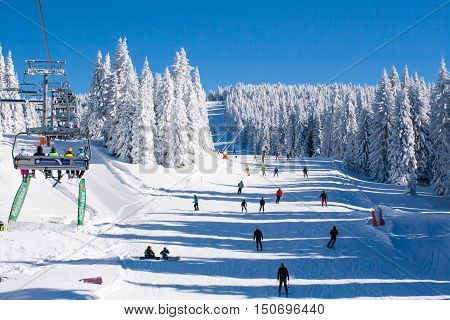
[34,145,45,156]
[254,153,257,161]
[245,164,250,176]
[76,148,86,178]
[275,151,280,160]
[262,149,266,163]
[0,220,5,232]
[273,166,279,177]
[144,246,155,258]
[320,190,328,207]
[64,147,74,157]
[277,263,289,297]
[160,247,170,260]
[275,188,283,204]
[237,180,244,194]
[18,148,29,182]
[303,167,308,178]
[241,199,248,213]
[32,145,46,178]
[193,195,199,211]
[261,164,266,176]
[253,226,264,251]
[259,197,266,213]
[48,147,62,180]
[286,152,290,162]
[64,147,76,177]
[327,226,338,248]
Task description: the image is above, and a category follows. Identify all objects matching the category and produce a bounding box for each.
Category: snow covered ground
[0,104,449,299]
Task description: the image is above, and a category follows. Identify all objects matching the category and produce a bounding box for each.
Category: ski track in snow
[0,105,449,299]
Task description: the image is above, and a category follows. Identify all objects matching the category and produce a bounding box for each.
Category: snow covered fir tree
[0,45,40,135]
[80,38,214,168]
[209,59,450,196]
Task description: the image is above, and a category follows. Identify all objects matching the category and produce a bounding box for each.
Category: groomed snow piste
[0,105,449,299]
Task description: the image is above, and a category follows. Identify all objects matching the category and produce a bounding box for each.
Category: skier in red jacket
[276,188,283,204]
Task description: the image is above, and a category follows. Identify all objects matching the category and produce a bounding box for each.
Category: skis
[52,174,65,187]
[138,256,180,261]
[165,256,180,261]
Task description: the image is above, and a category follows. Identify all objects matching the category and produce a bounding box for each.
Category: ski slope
[0,105,449,299]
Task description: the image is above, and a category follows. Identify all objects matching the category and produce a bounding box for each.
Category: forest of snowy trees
[0,39,448,195]
[80,38,214,167]
[210,60,449,196]
[0,45,40,138]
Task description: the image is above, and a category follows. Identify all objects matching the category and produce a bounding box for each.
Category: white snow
[0,104,449,299]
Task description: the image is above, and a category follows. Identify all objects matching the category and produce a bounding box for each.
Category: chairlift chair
[12,129,92,172]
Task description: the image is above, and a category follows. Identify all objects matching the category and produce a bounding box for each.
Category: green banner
[8,176,32,222]
[77,178,87,226]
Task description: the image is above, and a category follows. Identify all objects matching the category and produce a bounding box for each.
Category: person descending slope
[160,247,170,260]
[245,164,250,176]
[320,190,328,207]
[277,263,289,297]
[259,197,266,213]
[303,167,308,178]
[237,180,244,194]
[327,226,338,248]
[273,166,279,177]
[241,199,248,213]
[275,188,283,204]
[193,195,199,211]
[261,164,266,176]
[275,151,280,160]
[253,226,264,251]
[144,246,155,258]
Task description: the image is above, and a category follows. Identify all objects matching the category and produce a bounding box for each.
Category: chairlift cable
[36,0,55,82]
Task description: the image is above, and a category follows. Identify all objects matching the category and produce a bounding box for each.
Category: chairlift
[12,130,92,172]
[4,0,90,227]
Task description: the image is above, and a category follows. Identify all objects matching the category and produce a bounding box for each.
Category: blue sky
[1,0,449,93]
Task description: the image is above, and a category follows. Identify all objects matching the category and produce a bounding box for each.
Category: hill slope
[0,105,448,299]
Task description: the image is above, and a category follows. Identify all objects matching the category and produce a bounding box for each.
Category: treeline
[81,38,213,167]
[209,60,449,195]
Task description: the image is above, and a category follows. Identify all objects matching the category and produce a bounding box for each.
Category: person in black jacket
[32,145,46,177]
[33,145,45,156]
[277,263,289,297]
[144,246,155,258]
[259,197,266,213]
[327,226,338,248]
[160,247,170,260]
[253,226,264,251]
[241,199,248,213]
